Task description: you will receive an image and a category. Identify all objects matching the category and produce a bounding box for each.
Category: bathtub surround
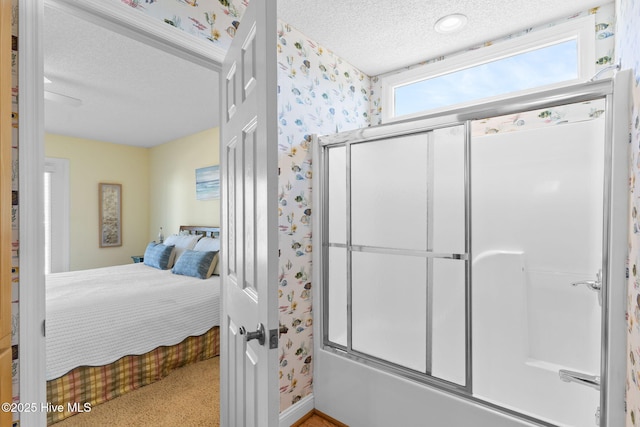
[471,114,606,426]
[315,88,621,426]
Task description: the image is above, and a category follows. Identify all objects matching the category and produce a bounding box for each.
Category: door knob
[240,323,265,345]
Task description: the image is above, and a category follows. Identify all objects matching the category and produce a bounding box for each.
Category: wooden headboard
[179,225,220,238]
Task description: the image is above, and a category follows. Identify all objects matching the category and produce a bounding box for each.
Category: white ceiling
[44,0,608,147]
[277,0,607,76]
[43,6,219,148]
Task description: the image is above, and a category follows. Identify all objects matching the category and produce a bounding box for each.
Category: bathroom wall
[616,0,640,426]
[275,20,370,411]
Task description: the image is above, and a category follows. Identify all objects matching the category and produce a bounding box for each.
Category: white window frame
[381,15,596,123]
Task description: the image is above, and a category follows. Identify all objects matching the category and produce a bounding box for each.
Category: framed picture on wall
[196,165,220,200]
[99,183,122,247]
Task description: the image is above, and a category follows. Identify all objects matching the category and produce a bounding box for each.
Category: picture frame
[196,165,220,200]
[99,183,122,247]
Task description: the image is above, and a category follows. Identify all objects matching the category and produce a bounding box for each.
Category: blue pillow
[172,249,217,279]
[143,242,175,270]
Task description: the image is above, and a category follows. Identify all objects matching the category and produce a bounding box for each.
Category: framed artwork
[196,165,220,200]
[99,183,122,247]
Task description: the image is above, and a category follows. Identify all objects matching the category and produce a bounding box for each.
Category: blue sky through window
[394,40,578,116]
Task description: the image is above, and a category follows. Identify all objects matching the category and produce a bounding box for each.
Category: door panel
[220,1,278,426]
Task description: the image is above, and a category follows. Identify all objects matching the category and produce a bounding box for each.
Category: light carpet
[53,356,219,427]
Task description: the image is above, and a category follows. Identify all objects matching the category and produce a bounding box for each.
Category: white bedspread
[46,263,220,380]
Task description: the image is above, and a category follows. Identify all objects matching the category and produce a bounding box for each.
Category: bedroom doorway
[19,1,228,425]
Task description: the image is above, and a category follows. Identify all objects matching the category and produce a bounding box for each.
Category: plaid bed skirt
[46,326,219,425]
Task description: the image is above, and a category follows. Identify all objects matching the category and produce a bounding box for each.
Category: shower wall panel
[471,117,605,426]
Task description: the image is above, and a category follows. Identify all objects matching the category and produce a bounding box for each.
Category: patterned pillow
[172,250,218,279]
[143,242,175,270]
[194,237,221,276]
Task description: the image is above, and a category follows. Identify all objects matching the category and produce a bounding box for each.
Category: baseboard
[279,394,315,427]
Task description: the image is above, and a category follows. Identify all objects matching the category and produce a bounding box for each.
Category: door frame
[18,1,223,425]
[1,0,15,425]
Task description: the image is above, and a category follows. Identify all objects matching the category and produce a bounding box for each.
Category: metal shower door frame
[316,73,630,427]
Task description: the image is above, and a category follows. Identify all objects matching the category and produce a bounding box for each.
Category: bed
[45,226,221,424]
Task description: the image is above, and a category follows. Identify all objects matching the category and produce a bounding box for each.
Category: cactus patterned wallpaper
[618,1,640,425]
[275,20,370,410]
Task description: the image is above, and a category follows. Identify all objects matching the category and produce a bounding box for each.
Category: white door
[219,1,279,426]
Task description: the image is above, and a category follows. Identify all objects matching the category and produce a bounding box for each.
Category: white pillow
[163,234,202,265]
[193,236,221,252]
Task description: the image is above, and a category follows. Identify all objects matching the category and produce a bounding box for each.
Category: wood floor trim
[292,409,349,427]
[291,410,315,426]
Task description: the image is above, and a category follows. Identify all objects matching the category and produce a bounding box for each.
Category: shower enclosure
[313,74,629,427]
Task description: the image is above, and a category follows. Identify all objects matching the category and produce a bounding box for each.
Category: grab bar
[558,369,600,390]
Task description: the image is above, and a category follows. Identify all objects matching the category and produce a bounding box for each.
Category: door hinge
[42,319,46,337]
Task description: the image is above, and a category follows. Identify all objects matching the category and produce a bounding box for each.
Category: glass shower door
[324,125,467,387]
[318,78,628,426]
[471,100,606,426]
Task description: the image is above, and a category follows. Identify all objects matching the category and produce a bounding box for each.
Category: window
[382,16,595,121]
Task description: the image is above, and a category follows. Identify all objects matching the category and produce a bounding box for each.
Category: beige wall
[45,133,150,270]
[45,128,219,270]
[149,128,220,240]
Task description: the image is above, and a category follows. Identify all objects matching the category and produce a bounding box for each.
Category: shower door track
[316,74,630,427]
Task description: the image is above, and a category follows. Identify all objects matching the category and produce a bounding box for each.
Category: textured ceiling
[44,1,609,147]
[277,0,607,76]
[44,6,219,148]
